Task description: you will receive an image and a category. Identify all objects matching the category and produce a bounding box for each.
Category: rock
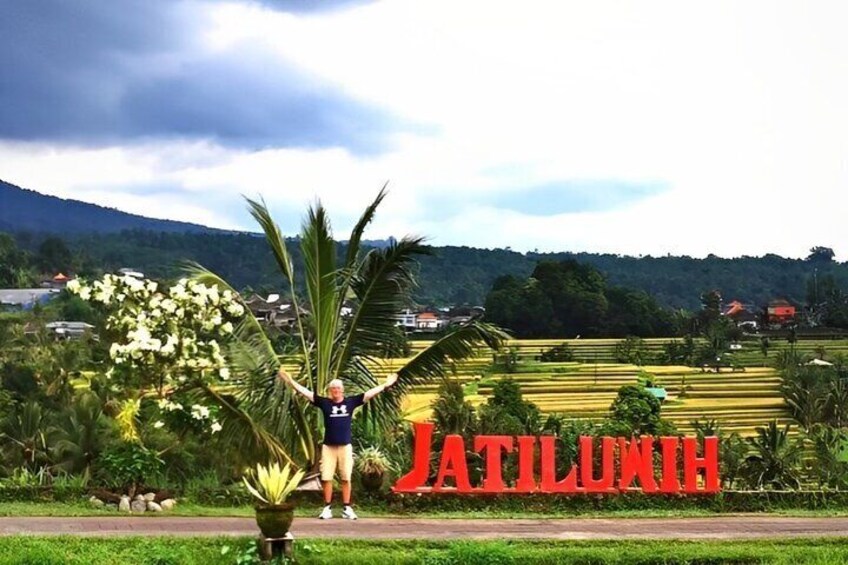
[134,494,145,502]
[119,496,131,513]
[143,492,156,502]
[130,500,147,513]
[160,499,177,511]
[88,496,104,508]
[147,501,163,512]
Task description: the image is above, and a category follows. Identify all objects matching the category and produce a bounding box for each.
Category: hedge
[5,485,848,513]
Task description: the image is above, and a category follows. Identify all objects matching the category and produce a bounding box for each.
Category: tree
[478,378,540,436]
[606,384,672,436]
[484,260,673,339]
[806,246,835,263]
[36,237,73,274]
[190,187,508,468]
[696,290,722,330]
[807,274,848,329]
[0,233,33,287]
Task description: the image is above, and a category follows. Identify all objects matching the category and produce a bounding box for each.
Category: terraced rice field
[406,337,848,366]
[389,339,807,437]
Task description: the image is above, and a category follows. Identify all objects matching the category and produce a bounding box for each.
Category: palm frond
[243,197,313,383]
[186,263,316,464]
[199,385,295,467]
[300,202,341,392]
[334,236,430,374]
[343,184,388,272]
[359,321,509,427]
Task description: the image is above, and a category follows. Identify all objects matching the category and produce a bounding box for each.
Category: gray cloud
[0,0,401,153]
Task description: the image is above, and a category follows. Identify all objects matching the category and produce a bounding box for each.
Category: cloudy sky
[1,1,846,258]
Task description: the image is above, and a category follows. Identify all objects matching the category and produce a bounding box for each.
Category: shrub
[659,335,696,365]
[96,442,164,496]
[478,378,540,436]
[614,336,650,365]
[539,344,574,363]
[431,381,477,439]
[607,385,665,436]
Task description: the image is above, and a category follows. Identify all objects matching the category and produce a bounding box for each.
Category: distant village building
[445,305,486,326]
[722,300,760,330]
[244,293,309,329]
[40,272,72,289]
[395,305,485,333]
[395,309,418,331]
[0,288,60,311]
[767,299,796,327]
[118,268,144,278]
[415,311,445,331]
[45,321,95,340]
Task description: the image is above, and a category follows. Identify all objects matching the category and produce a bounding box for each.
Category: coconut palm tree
[189,187,508,468]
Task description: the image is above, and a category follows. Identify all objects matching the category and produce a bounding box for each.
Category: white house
[395,309,417,331]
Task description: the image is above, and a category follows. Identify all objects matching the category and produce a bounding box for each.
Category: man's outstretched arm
[363,373,398,402]
[278,367,315,403]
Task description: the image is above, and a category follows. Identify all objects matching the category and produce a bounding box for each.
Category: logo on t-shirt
[330,404,349,417]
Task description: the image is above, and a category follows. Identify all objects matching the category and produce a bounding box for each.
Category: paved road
[2,516,848,540]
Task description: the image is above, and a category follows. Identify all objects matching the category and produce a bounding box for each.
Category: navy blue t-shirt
[312,393,365,446]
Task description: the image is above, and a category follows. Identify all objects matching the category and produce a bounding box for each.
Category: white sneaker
[342,505,358,520]
[318,505,333,520]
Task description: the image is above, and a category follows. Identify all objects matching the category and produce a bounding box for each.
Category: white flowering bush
[68,274,245,435]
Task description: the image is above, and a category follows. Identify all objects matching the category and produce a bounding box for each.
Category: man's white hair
[328,379,344,389]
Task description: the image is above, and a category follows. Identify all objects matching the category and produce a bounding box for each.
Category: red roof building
[767,299,796,325]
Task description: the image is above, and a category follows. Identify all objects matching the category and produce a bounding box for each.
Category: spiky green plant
[355,446,391,475]
[242,462,305,505]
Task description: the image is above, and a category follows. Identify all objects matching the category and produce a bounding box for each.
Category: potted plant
[242,462,305,538]
[356,447,390,492]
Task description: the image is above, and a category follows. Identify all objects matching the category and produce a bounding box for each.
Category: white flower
[160,335,178,356]
[79,287,92,301]
[219,367,230,380]
[220,322,234,335]
[66,279,81,293]
[226,303,245,317]
[210,421,222,434]
[190,404,210,420]
[153,421,165,429]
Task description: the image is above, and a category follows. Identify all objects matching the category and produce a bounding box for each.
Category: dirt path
[2,516,848,540]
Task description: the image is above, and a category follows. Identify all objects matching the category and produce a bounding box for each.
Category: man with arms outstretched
[278,368,398,520]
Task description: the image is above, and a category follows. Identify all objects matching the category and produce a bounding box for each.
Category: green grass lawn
[3,537,848,564]
[4,501,848,519]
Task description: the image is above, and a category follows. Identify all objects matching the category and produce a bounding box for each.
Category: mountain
[0,179,224,234]
[2,180,843,310]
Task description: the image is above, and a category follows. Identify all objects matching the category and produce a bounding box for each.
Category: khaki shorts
[320,444,353,482]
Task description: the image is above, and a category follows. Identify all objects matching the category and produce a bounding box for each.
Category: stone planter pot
[255,503,295,538]
[360,471,384,492]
